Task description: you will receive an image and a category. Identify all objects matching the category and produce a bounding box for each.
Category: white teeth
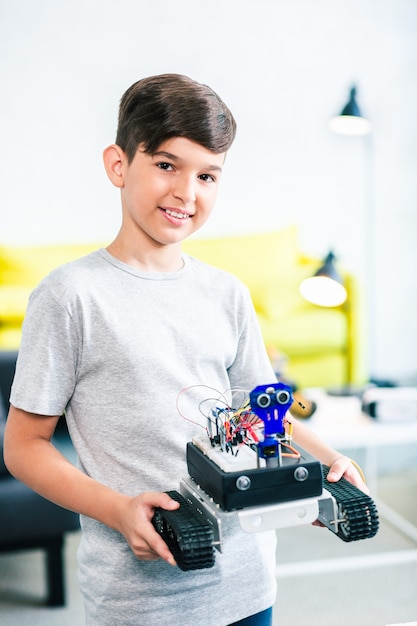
[165,209,190,219]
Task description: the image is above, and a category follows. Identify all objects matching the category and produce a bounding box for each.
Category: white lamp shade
[329,114,371,136]
[299,275,347,307]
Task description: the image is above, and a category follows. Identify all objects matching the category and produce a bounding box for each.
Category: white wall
[1,0,416,384]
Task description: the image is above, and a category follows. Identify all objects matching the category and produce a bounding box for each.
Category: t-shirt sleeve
[226,284,276,392]
[10,282,80,416]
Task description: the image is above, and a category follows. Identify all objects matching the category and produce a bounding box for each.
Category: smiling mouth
[162,208,193,220]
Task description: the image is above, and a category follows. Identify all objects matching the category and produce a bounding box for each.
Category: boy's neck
[106,235,184,273]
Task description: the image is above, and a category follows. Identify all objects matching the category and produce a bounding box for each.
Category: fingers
[152,492,181,514]
[124,492,180,566]
[312,519,325,527]
[144,492,181,566]
[326,456,350,482]
[133,530,177,566]
[326,456,370,495]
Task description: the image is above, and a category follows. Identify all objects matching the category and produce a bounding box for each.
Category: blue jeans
[229,607,273,626]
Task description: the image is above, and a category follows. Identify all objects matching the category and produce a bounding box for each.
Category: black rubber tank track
[152,490,215,571]
[322,466,379,541]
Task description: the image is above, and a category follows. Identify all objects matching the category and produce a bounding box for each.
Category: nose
[172,174,196,205]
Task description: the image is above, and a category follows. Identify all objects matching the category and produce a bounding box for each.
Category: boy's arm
[4,406,179,565]
[290,416,369,494]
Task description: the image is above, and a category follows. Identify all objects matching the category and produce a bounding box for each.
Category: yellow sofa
[0,227,365,389]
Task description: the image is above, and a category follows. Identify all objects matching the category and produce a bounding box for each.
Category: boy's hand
[313,455,370,527]
[326,455,370,495]
[118,492,180,565]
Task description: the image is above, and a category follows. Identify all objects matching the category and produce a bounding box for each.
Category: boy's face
[109,136,225,248]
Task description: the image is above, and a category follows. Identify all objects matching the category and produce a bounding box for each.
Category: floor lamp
[300,85,373,390]
[329,85,375,388]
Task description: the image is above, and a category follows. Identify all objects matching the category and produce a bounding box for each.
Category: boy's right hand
[117,492,180,566]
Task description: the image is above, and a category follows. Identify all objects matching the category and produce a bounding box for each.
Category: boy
[4,74,367,626]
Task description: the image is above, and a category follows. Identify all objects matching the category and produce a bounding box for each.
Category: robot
[152,382,379,571]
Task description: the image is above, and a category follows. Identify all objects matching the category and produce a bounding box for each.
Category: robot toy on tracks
[152,382,379,571]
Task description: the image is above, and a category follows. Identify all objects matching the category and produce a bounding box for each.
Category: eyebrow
[153,150,223,172]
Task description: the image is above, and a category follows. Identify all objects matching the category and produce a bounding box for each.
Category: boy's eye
[199,173,215,183]
[156,162,174,171]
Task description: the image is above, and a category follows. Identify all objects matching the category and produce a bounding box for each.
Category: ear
[103,144,126,188]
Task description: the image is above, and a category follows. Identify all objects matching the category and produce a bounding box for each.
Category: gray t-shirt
[11,249,277,625]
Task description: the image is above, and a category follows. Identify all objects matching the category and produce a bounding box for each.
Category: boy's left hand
[326,455,370,495]
[312,455,370,527]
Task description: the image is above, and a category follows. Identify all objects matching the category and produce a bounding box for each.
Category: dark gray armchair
[0,350,80,606]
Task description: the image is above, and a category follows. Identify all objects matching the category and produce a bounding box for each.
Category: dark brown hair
[115,74,237,163]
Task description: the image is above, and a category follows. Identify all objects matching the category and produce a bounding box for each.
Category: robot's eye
[256,393,271,408]
[276,391,291,405]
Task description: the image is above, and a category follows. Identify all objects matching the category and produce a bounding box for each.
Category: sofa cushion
[0,327,24,350]
[259,308,347,355]
[257,261,319,320]
[0,242,104,286]
[0,286,31,323]
[183,225,300,316]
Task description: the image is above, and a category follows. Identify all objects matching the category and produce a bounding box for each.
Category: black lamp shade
[340,87,362,117]
[315,251,343,282]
